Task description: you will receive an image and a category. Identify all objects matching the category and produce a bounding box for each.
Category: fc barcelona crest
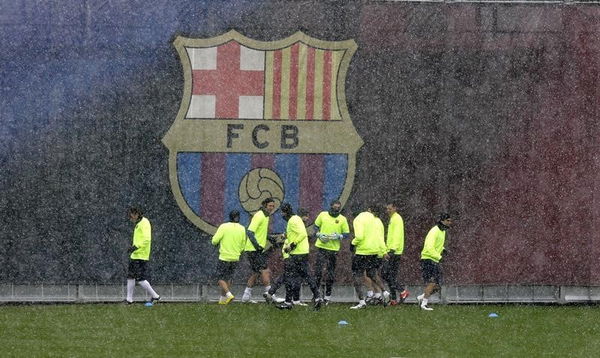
[162,30,363,234]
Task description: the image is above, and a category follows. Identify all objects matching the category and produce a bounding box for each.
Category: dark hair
[128,207,143,216]
[386,202,399,209]
[350,204,362,217]
[370,203,384,218]
[330,200,341,207]
[439,213,451,221]
[261,197,275,207]
[280,202,293,215]
[229,210,240,223]
[297,208,309,217]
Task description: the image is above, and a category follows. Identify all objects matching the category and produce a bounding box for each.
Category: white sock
[422,298,429,306]
[324,295,331,300]
[244,287,252,296]
[126,279,135,302]
[265,285,271,293]
[219,295,226,302]
[383,290,390,298]
[138,280,159,299]
[367,290,374,297]
[374,292,381,298]
[226,291,234,298]
[417,294,425,300]
[359,299,366,305]
[293,300,301,304]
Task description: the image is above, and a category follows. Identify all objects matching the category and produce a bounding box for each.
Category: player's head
[386,202,398,216]
[297,208,310,224]
[261,197,276,214]
[128,207,143,223]
[369,203,384,218]
[329,200,342,217]
[229,210,240,223]
[280,202,294,221]
[350,204,362,218]
[438,213,452,228]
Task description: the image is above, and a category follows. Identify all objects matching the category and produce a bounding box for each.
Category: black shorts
[127,259,148,281]
[351,255,380,276]
[216,260,238,282]
[247,251,268,273]
[421,259,442,285]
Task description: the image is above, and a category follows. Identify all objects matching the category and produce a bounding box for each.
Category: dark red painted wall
[353,5,600,285]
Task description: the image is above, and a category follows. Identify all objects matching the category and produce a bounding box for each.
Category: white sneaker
[417,294,424,307]
[382,291,390,305]
[242,295,257,304]
[272,294,285,304]
[420,304,433,311]
[293,301,308,306]
[350,302,366,309]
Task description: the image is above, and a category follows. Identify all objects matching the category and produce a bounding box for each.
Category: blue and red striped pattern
[176,152,348,231]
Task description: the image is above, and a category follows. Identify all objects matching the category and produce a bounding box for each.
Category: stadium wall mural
[1,1,599,285]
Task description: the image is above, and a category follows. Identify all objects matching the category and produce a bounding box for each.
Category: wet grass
[0,302,599,357]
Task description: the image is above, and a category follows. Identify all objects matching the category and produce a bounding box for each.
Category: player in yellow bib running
[212,210,246,305]
[276,203,323,310]
[417,213,453,311]
[350,204,388,309]
[242,198,276,303]
[382,202,410,305]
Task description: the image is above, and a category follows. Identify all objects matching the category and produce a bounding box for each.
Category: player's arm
[246,229,262,251]
[246,213,264,251]
[211,225,224,246]
[351,218,364,246]
[340,218,350,240]
[314,213,326,241]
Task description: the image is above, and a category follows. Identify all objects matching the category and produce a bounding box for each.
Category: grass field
[1,302,599,357]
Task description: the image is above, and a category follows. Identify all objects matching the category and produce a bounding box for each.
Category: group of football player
[210,197,452,311]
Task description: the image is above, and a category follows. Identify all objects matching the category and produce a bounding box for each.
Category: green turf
[1,302,599,357]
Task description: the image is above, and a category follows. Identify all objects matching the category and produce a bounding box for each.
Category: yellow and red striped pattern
[264,42,343,121]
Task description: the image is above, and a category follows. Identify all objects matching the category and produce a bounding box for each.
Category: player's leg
[258,251,272,295]
[217,261,235,304]
[366,262,387,305]
[314,248,326,296]
[417,259,439,310]
[277,256,296,309]
[382,255,400,302]
[243,252,260,302]
[324,250,337,303]
[125,260,138,303]
[395,255,409,302]
[296,254,322,309]
[350,255,367,309]
[136,261,160,302]
[363,274,375,303]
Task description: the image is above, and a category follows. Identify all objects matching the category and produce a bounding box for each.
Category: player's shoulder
[251,209,267,222]
[292,214,304,224]
[138,217,151,227]
[316,211,328,218]
[428,225,441,234]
